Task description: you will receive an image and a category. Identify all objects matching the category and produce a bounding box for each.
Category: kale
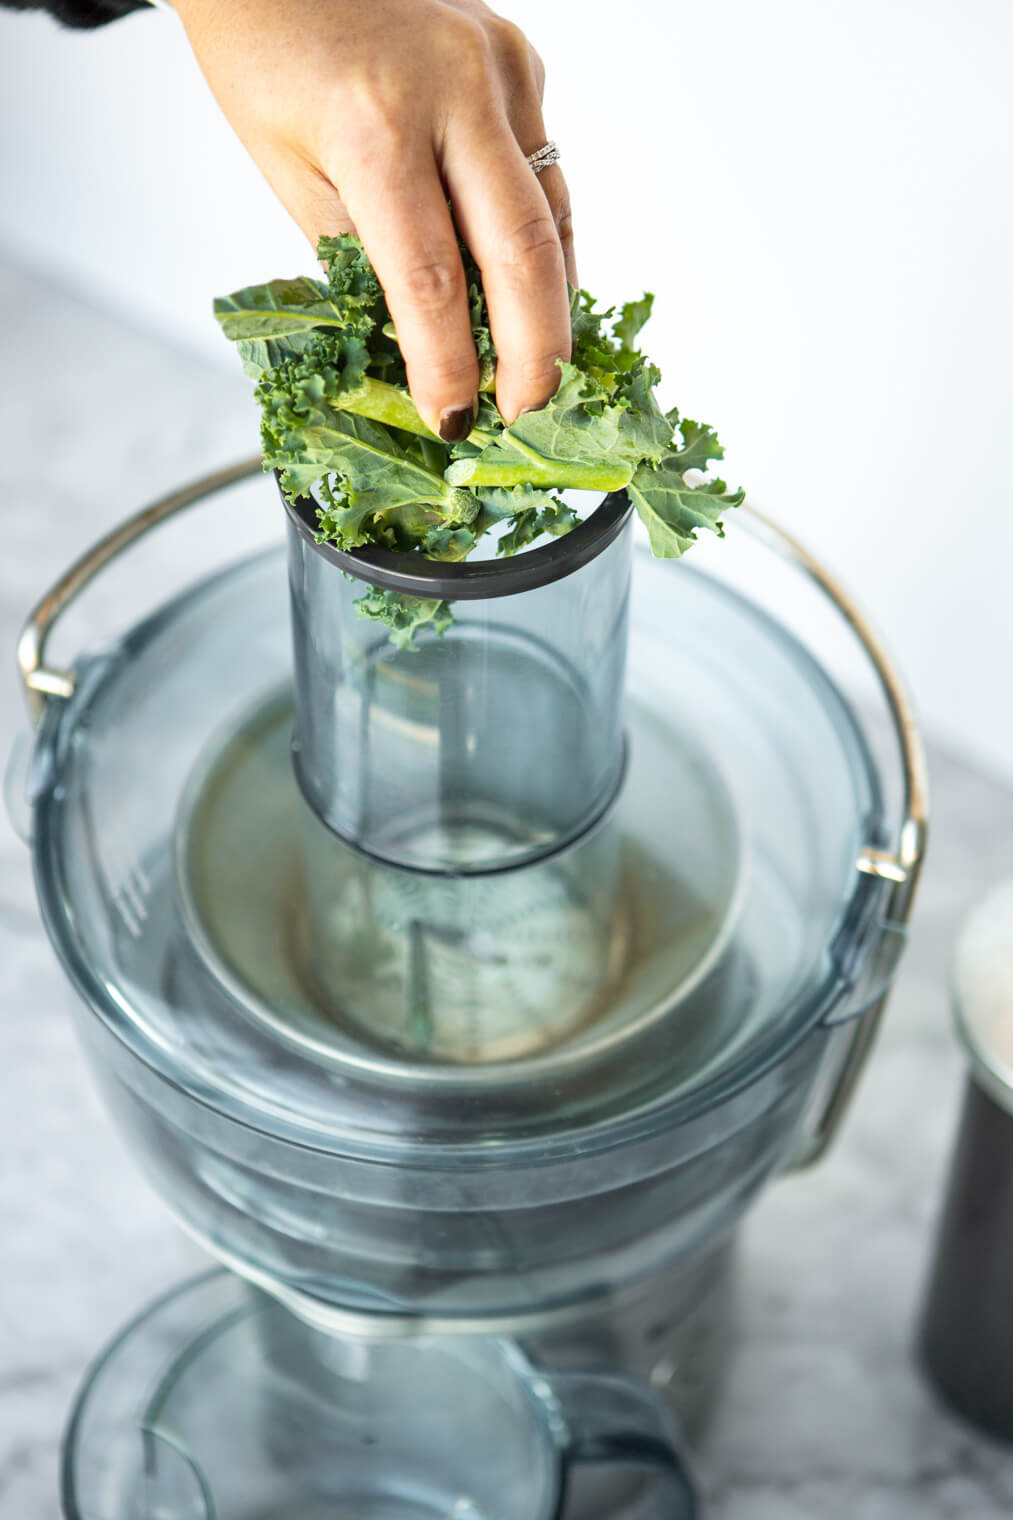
[215,235,742,639]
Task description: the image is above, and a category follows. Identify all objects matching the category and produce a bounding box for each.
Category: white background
[1,0,1011,782]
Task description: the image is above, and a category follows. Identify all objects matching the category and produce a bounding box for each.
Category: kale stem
[323,377,633,493]
[337,376,436,437]
[444,456,634,492]
[496,431,548,469]
[333,379,496,451]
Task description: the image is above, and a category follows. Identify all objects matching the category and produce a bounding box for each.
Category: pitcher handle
[551,1369,697,1519]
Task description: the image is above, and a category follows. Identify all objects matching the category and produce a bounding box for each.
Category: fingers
[482,19,575,286]
[323,134,480,441]
[254,11,577,435]
[282,128,575,432]
[535,163,577,289]
[444,111,572,425]
[270,156,358,248]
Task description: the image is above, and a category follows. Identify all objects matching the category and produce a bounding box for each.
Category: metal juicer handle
[14,462,928,1164]
[16,455,264,723]
[742,505,928,1166]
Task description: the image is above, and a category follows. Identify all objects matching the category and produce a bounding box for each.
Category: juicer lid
[18,465,924,1165]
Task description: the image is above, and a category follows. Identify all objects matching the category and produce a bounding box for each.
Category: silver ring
[526,141,560,175]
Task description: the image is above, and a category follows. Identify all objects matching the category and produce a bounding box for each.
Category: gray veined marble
[1,250,1012,1518]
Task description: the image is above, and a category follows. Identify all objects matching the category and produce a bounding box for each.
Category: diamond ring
[525,142,561,175]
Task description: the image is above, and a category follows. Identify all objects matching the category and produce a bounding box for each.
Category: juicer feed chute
[13,460,927,1520]
[282,489,635,1063]
[286,489,632,873]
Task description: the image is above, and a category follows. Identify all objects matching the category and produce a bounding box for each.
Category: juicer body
[14,463,927,1518]
[71,928,821,1324]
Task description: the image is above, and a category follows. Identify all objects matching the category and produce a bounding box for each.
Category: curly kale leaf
[498,501,578,557]
[354,588,455,650]
[628,458,744,557]
[613,293,655,353]
[268,402,478,546]
[316,233,384,315]
[445,362,669,494]
[213,276,352,342]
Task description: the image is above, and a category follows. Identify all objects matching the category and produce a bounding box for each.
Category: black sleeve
[2,0,150,28]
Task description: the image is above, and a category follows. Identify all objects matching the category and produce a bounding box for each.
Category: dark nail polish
[438,403,477,444]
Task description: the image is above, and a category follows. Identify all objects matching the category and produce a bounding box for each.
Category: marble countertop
[2,253,1012,1519]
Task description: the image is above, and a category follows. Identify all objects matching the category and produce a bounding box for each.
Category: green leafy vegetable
[214,235,742,640]
[353,588,455,651]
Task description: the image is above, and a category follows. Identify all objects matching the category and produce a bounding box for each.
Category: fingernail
[438,402,477,444]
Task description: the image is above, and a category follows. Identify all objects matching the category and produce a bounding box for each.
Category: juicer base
[61,1263,731,1520]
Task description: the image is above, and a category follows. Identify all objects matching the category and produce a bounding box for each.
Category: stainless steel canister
[919,878,1013,1441]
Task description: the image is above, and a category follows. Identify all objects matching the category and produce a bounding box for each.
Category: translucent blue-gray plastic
[287,514,631,874]
[28,518,898,1326]
[62,1271,696,1520]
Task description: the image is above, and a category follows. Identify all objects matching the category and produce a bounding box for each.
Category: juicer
[12,458,927,1518]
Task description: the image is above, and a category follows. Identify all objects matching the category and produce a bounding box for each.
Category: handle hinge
[857,848,908,884]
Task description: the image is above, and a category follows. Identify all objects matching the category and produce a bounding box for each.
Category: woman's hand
[174,0,575,439]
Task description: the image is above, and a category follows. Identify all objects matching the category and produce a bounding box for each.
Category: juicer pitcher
[62,1270,697,1520]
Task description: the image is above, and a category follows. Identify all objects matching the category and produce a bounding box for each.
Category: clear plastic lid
[27,490,894,1160]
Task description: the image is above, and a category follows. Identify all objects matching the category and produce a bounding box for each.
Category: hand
[174,0,575,439]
